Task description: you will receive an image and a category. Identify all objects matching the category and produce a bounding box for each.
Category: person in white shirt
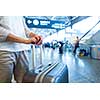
[0,16,42,83]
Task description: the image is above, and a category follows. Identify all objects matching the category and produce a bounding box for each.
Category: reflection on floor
[34,47,100,83]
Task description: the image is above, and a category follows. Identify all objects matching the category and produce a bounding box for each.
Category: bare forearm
[6,33,29,44]
[6,31,42,45]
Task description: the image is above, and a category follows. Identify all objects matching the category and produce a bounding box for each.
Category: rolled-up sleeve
[0,16,12,42]
[22,17,31,38]
[0,26,12,42]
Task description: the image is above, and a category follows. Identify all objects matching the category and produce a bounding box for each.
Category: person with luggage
[0,16,42,83]
[73,36,80,55]
[59,41,64,54]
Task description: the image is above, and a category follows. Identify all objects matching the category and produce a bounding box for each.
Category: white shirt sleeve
[0,16,12,42]
[22,17,31,37]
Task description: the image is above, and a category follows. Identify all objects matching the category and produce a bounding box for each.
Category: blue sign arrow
[25,17,65,30]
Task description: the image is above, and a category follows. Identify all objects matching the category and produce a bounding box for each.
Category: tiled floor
[64,53,100,83]
[34,47,100,83]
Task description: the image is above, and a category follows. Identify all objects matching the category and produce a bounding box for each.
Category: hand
[24,37,38,44]
[30,33,43,45]
[33,35,43,45]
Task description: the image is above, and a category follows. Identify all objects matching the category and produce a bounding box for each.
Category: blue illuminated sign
[25,17,65,30]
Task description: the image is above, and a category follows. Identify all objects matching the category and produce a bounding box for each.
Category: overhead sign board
[25,17,65,30]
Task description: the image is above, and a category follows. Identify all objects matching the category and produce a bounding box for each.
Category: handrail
[79,20,100,41]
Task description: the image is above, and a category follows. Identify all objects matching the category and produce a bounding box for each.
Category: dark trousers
[73,46,79,54]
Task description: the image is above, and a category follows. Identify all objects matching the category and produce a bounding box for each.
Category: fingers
[30,37,37,44]
[36,38,42,45]
[34,35,41,41]
[31,36,43,45]
[36,36,43,45]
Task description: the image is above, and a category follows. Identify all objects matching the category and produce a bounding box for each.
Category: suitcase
[22,45,69,83]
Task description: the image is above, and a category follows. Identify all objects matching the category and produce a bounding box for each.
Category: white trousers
[0,50,32,83]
